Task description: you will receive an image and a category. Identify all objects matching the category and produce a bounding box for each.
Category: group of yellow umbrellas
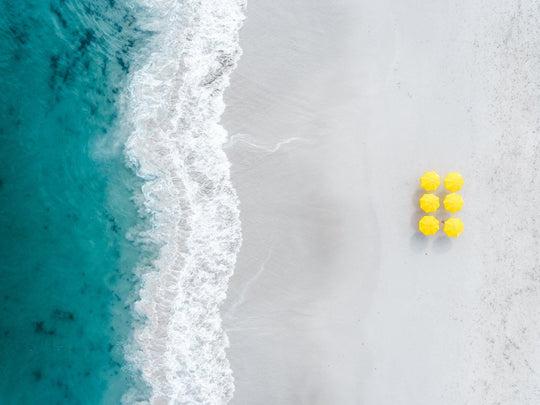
[418,171,464,237]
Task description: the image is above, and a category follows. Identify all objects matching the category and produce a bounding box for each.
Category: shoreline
[125,1,245,403]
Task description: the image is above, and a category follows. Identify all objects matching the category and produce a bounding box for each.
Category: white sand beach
[222,0,540,403]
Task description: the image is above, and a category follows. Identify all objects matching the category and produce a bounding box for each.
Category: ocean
[0,0,244,404]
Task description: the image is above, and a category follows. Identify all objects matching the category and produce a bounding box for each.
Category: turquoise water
[0,0,150,403]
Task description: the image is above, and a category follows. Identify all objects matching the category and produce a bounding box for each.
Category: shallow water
[0,0,150,403]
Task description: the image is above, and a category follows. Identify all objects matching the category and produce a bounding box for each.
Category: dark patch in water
[65,213,79,222]
[123,13,135,26]
[52,309,75,321]
[115,55,129,73]
[83,99,98,116]
[106,213,120,234]
[49,55,60,89]
[9,25,29,45]
[32,370,42,381]
[100,58,108,77]
[33,321,55,335]
[77,29,95,52]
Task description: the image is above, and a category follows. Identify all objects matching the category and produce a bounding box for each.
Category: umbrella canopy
[444,217,464,237]
[444,171,464,192]
[419,193,440,213]
[420,171,440,191]
[443,193,464,213]
[419,215,439,235]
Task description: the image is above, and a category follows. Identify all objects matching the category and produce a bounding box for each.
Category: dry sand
[222,1,540,403]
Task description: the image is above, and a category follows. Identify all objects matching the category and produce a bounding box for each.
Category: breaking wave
[124,0,245,403]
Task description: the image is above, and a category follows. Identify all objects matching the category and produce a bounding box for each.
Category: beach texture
[222,0,540,403]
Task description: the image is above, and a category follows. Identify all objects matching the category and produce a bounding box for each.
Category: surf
[124,0,245,403]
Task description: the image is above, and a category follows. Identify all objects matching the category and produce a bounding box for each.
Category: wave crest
[124,0,245,403]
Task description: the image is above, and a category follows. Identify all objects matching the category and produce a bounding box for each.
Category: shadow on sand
[411,188,453,253]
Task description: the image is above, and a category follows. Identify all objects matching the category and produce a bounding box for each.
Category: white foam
[123,1,245,403]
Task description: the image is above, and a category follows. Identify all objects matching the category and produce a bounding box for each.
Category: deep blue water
[0,0,150,403]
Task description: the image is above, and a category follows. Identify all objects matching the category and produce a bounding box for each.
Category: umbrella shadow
[432,235,452,253]
[412,188,451,252]
[411,188,426,229]
[413,189,425,208]
[411,190,427,252]
[410,209,424,229]
[410,231,429,252]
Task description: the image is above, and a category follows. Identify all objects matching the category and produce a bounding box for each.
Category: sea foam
[124,0,245,403]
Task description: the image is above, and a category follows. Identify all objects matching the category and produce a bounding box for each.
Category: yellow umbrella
[419,215,439,235]
[419,193,440,213]
[420,171,441,191]
[443,193,464,213]
[444,217,464,237]
[444,171,464,192]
